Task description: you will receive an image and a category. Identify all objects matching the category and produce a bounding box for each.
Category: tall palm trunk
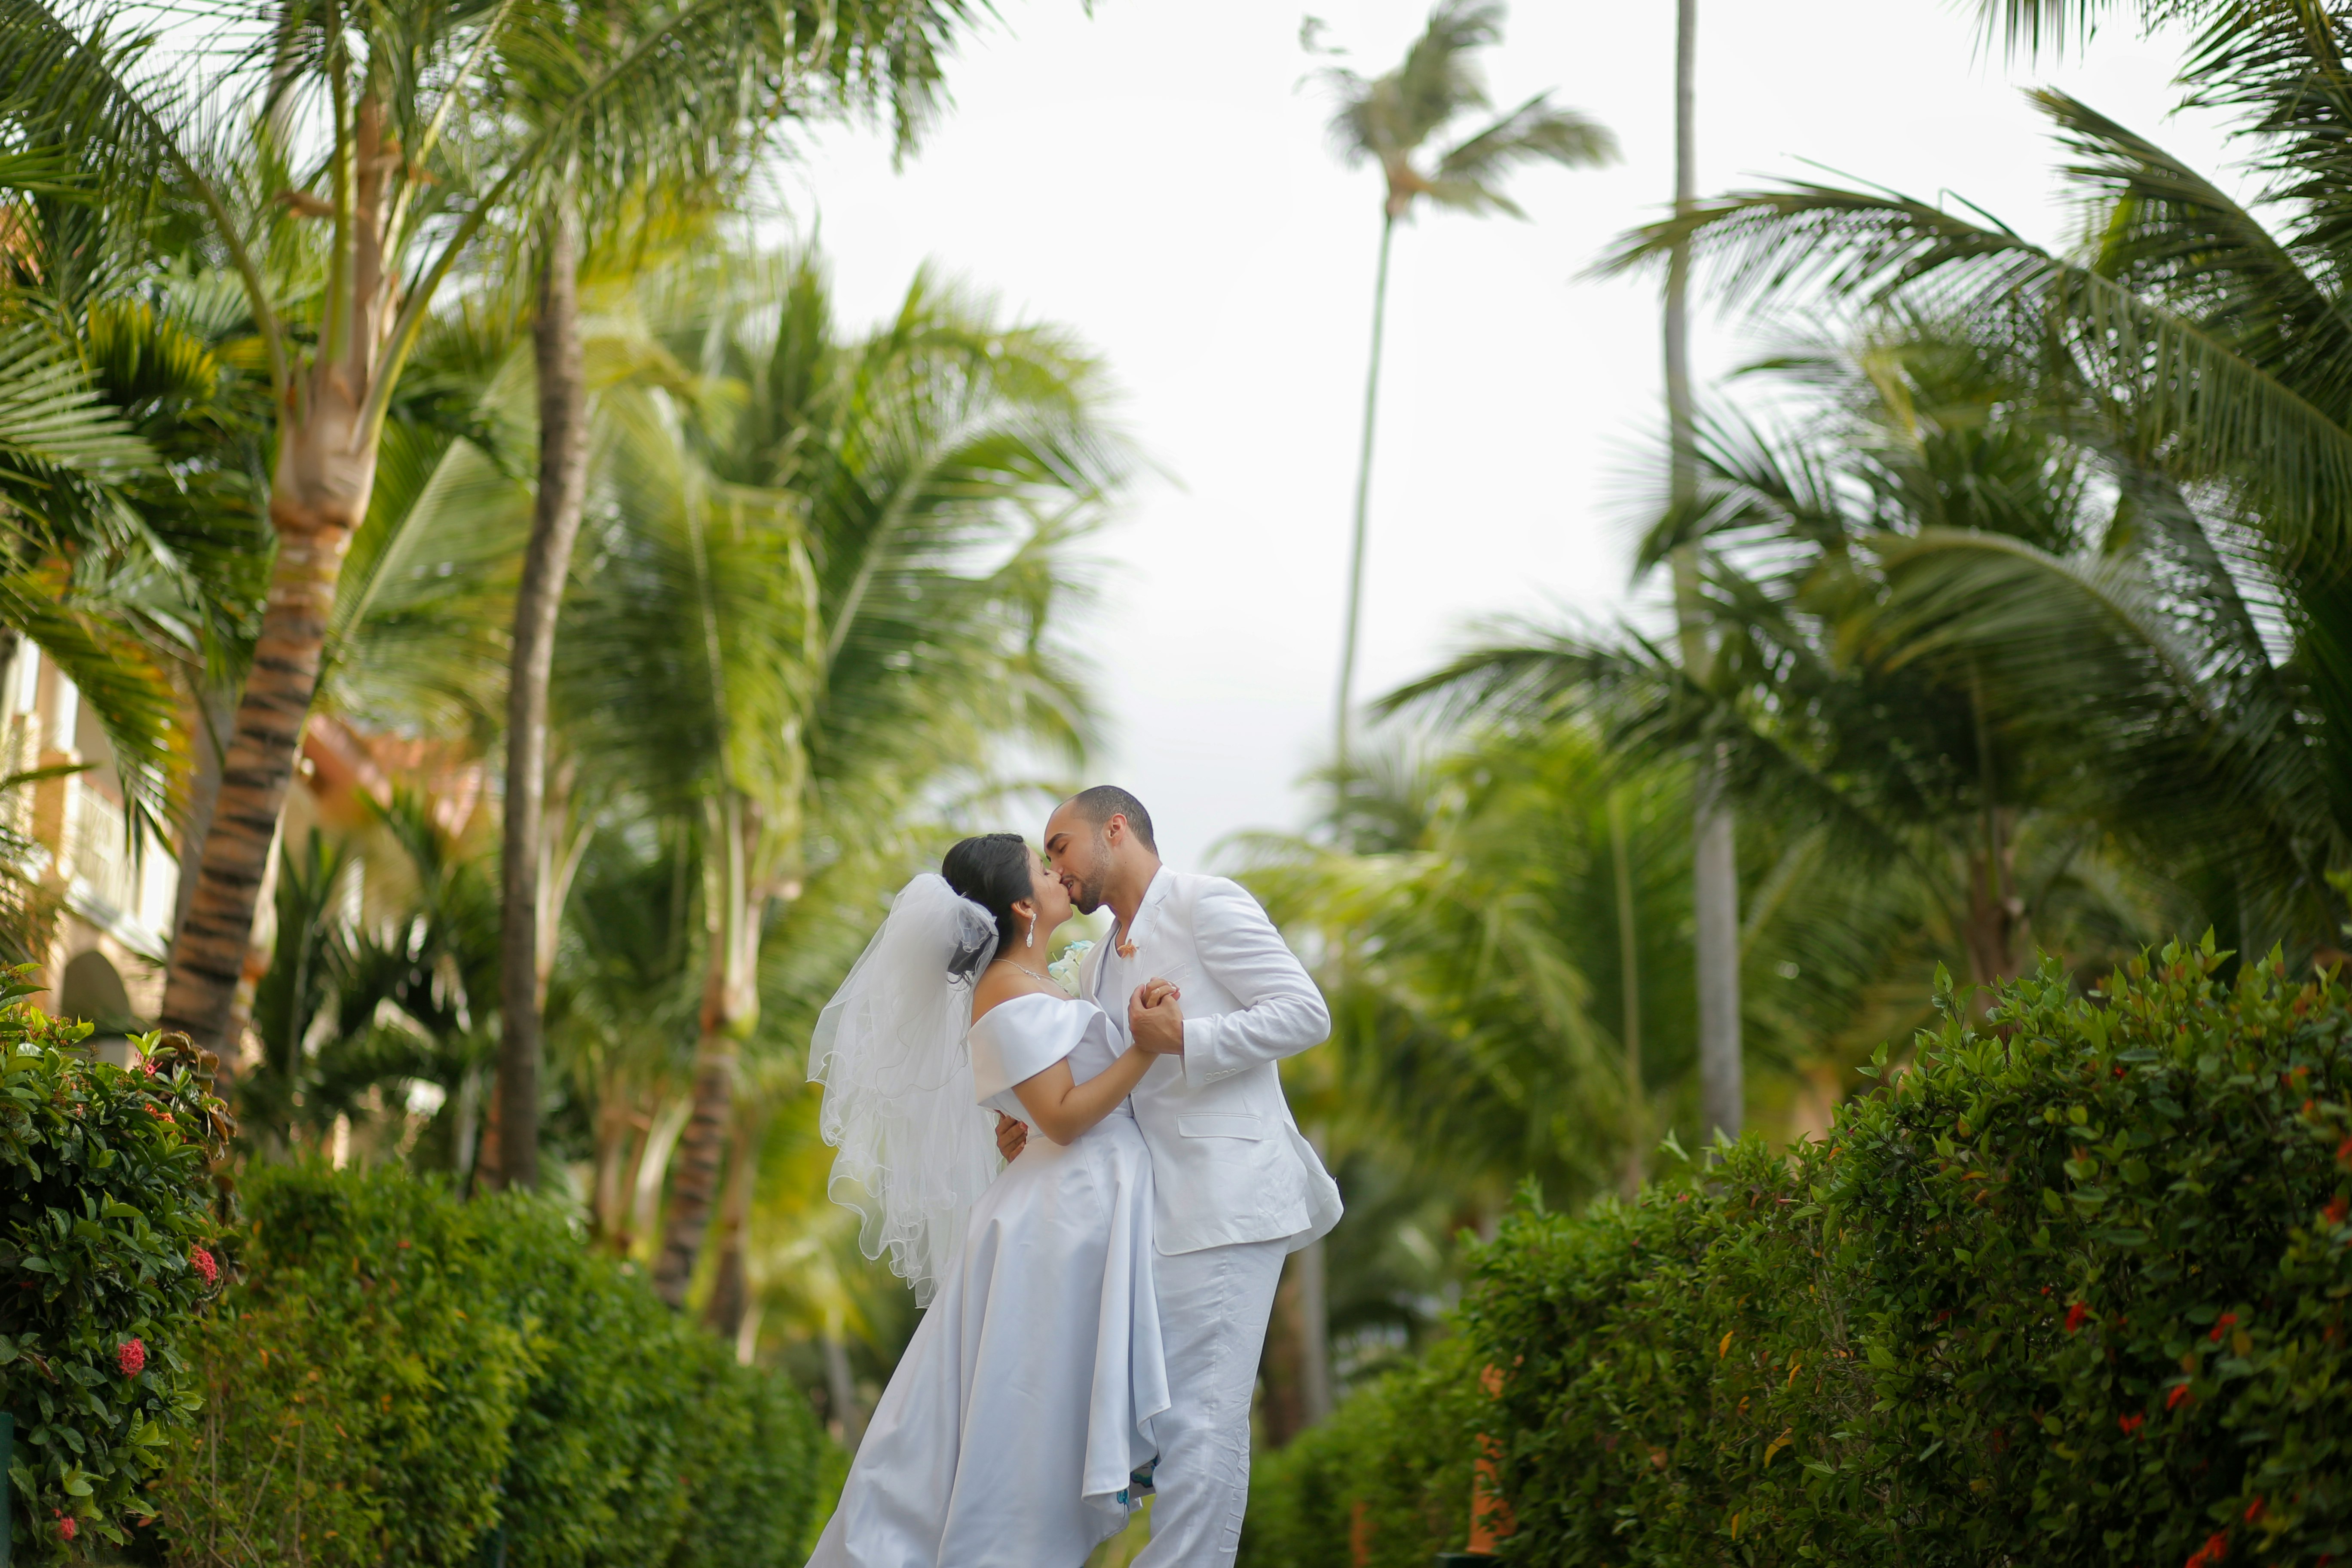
[1335,210,1398,766]
[1663,0,1743,1144]
[703,1105,760,1339]
[824,1313,867,1453]
[159,96,398,1068]
[1965,677,2024,987]
[1610,792,1645,1194]
[496,202,589,1190]
[169,688,233,950]
[591,1074,637,1248]
[1963,827,2025,986]
[654,792,760,1306]
[1298,202,1401,1428]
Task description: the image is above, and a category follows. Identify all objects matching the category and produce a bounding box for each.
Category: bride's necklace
[996,959,1054,985]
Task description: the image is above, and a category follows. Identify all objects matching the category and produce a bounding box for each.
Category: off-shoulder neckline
[968,990,1095,1031]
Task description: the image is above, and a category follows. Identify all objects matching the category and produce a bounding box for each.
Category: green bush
[1239,1336,1483,1568]
[0,990,227,1563]
[152,1164,824,1567]
[1245,942,2352,1565]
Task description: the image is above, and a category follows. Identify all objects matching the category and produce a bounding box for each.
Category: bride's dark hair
[942,833,1033,957]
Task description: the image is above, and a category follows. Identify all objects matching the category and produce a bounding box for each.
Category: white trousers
[1131,1237,1288,1568]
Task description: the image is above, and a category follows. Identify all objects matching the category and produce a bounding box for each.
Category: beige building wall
[1,640,180,1053]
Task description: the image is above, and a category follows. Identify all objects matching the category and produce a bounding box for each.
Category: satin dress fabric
[805,993,1169,1568]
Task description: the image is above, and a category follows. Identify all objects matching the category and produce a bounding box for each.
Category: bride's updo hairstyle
[941,833,1033,962]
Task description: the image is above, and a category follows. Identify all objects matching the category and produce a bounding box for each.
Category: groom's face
[1044,807,1111,915]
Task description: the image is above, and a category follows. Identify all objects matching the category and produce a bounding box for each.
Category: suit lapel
[1084,870,1173,1007]
[1127,869,1175,958]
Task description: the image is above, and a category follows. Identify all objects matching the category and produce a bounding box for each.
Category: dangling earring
[1026,914,1037,949]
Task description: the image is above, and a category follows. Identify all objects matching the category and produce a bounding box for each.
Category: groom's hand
[994,1112,1027,1161]
[1130,979,1185,1057]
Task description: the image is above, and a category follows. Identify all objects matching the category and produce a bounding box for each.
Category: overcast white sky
[778,0,2250,869]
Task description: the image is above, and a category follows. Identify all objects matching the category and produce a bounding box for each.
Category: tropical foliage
[1587,0,2352,951]
[172,240,1125,1440]
[1245,942,2352,1564]
[0,998,227,1561]
[38,0,2352,1556]
[151,1162,826,1566]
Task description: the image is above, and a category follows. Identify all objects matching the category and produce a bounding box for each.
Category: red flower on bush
[2167,1383,2196,1411]
[117,1337,145,1377]
[2244,1496,2265,1523]
[190,1246,217,1286]
[2185,1529,2230,1568]
[2325,1195,2350,1228]
[138,1053,157,1077]
[2118,1413,2145,1438]
[55,1515,75,1543]
[2065,1301,2090,1332]
[2209,1312,2239,1343]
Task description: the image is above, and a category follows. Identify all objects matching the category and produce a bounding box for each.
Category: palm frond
[1429,92,1616,217]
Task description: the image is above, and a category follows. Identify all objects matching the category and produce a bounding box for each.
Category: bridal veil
[807,873,1004,1305]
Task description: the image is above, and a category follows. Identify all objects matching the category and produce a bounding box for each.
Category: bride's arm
[1011,1024,1164,1145]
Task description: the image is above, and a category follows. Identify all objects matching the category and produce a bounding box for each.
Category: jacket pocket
[1175,1112,1269,1141]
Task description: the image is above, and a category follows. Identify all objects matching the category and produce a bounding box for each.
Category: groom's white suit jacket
[1078,868,1343,1256]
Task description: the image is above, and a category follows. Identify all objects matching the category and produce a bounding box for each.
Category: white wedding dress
[805,992,1170,1568]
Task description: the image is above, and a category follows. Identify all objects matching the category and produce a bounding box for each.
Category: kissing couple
[803,785,1342,1568]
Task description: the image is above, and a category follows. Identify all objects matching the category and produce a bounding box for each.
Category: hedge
[1238,1336,1484,1568]
[0,993,228,1563]
[148,1163,824,1567]
[1242,941,2352,1565]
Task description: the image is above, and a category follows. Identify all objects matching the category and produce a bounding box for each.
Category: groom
[1001,785,1341,1566]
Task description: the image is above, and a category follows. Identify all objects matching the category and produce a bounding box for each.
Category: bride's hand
[1129,978,1185,1057]
[994,1111,1027,1161]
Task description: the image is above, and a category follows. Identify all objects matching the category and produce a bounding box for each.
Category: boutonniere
[1047,940,1094,996]
[1115,910,1151,959]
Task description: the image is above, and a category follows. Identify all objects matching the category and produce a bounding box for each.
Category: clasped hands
[992,977,1183,1162]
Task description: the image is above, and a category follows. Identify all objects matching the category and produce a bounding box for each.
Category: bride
[803,832,1176,1567]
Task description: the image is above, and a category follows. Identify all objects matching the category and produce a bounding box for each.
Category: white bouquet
[1046,940,1094,996]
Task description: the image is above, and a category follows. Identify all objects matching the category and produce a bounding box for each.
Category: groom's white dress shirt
[1079,868,1343,1256]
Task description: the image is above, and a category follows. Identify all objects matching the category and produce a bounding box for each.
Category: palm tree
[1392,329,2183,1028]
[1317,0,1614,765]
[1242,731,1681,1205]
[1593,0,2352,947]
[242,789,504,1170]
[537,249,1127,1308]
[0,322,181,830]
[1659,0,1743,1146]
[0,192,276,848]
[492,0,978,1191]
[0,0,972,1066]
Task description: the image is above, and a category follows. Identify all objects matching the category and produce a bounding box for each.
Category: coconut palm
[0,0,974,1062]
[1658,0,1745,1147]
[492,0,980,1191]
[1593,0,2352,944]
[1392,330,2184,1034]
[1317,0,1614,764]
[1240,731,1681,1206]
[532,248,1127,1308]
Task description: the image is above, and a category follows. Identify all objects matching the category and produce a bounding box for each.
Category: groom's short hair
[1067,785,1157,853]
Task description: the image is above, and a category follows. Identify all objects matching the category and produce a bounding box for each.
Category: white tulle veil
[808,873,1005,1305]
